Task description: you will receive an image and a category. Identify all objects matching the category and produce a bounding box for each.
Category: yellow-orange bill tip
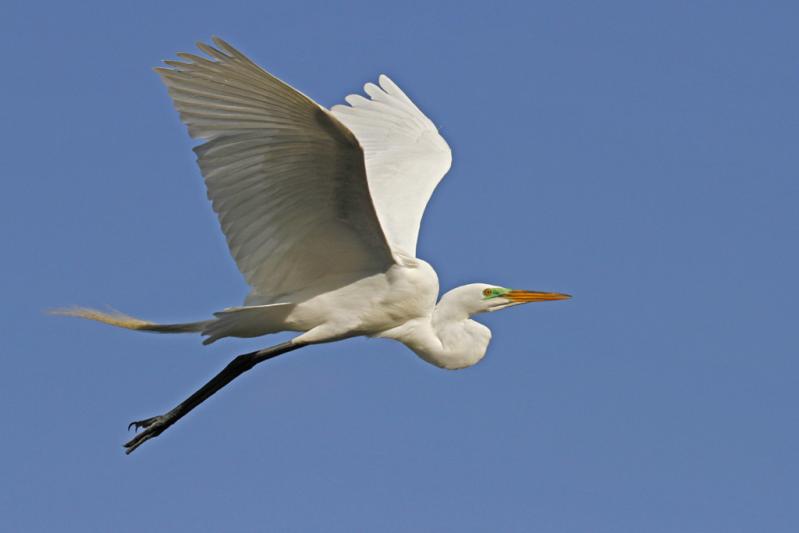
[506,290,572,303]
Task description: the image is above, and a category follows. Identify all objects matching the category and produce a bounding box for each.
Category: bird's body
[58,37,570,452]
[222,255,489,369]
[210,254,442,356]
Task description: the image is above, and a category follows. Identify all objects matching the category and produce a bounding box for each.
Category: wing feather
[158,38,394,301]
[331,75,452,256]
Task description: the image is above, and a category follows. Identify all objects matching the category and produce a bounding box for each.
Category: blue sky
[3,1,797,531]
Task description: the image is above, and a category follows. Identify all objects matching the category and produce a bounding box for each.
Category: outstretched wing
[157,38,394,300]
[331,75,452,257]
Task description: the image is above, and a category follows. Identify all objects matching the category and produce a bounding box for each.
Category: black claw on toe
[124,415,170,454]
[128,416,160,432]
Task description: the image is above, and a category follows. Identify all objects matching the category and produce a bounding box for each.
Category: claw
[128,416,160,432]
[124,415,170,454]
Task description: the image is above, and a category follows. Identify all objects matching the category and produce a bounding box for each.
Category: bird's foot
[128,416,161,431]
[124,414,171,454]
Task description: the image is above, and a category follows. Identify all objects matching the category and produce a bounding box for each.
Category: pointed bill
[505,290,571,303]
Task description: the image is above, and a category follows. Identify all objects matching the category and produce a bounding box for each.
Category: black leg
[124,340,306,454]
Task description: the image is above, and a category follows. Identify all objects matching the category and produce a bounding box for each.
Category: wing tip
[153,36,248,74]
[378,74,398,93]
[211,35,232,51]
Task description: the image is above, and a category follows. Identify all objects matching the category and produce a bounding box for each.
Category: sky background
[2,1,797,531]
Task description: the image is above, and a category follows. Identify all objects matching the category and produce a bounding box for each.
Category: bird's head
[438,283,571,319]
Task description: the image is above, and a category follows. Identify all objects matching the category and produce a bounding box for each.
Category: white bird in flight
[59,37,570,453]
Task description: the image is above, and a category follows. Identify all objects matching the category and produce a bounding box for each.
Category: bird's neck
[379,299,491,370]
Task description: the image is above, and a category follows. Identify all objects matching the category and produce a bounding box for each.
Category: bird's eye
[483,288,493,297]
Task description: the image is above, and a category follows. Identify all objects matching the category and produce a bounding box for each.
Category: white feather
[157,37,395,302]
[331,74,452,257]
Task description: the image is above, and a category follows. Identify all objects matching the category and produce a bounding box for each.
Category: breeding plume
[60,37,570,453]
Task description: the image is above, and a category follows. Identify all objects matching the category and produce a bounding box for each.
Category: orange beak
[505,290,572,303]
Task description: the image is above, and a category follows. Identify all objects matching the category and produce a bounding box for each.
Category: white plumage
[58,37,569,453]
[158,41,396,301]
[331,74,452,256]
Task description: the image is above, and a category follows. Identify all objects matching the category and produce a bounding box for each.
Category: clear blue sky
[3,1,797,531]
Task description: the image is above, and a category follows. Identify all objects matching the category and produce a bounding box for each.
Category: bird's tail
[51,307,210,335]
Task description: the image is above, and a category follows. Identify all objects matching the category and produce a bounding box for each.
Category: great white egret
[59,37,570,454]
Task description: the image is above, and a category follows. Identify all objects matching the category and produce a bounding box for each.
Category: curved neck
[379,298,491,370]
